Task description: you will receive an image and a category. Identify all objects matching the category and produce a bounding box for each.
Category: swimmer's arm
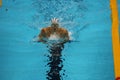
[38,29,47,43]
[65,32,70,41]
[62,31,70,43]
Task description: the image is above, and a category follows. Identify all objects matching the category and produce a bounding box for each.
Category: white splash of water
[48,33,60,40]
[68,31,74,40]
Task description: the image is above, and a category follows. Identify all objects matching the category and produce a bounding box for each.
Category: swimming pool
[0,0,115,80]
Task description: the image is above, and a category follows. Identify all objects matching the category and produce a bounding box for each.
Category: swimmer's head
[51,18,59,28]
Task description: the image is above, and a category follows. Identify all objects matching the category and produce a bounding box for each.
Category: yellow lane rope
[110,0,120,79]
[0,0,2,7]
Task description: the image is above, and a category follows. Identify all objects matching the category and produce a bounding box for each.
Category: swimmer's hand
[37,38,48,44]
[68,40,80,43]
[55,39,70,45]
[32,36,47,43]
[38,39,69,44]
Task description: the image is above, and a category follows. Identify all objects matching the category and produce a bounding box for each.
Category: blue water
[0,0,115,80]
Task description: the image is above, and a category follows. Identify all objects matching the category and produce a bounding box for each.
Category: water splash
[31,0,87,80]
[31,0,87,30]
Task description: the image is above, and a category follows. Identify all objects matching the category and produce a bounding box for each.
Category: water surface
[0,0,115,80]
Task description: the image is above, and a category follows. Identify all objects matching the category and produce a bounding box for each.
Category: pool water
[0,0,116,80]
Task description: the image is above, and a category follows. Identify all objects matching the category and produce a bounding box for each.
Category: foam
[49,33,60,40]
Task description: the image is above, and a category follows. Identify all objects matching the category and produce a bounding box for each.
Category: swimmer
[38,18,70,44]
